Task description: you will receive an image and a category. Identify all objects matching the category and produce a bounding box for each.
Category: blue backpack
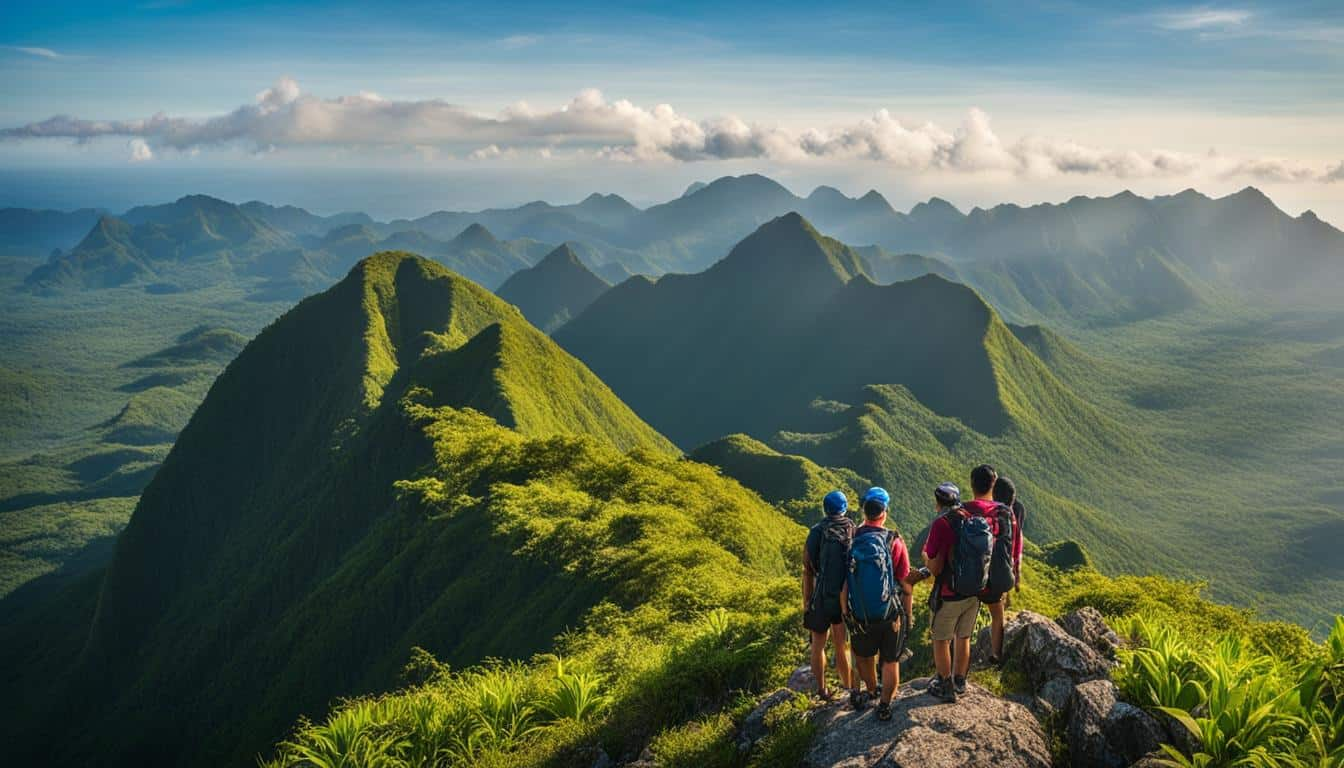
[846,528,900,623]
[946,509,995,597]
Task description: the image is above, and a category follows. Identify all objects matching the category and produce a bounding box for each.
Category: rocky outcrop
[1059,607,1123,659]
[737,688,799,753]
[1068,680,1165,768]
[802,679,1051,768]
[1003,611,1115,691]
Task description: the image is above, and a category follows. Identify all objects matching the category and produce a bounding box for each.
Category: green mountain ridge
[2,252,675,766]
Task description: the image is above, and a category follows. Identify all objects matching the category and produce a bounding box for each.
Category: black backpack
[945,508,994,597]
[810,517,854,615]
[987,502,1016,594]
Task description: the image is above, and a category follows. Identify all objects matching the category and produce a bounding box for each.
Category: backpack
[987,502,1016,594]
[810,517,853,616]
[846,528,900,623]
[945,509,994,597]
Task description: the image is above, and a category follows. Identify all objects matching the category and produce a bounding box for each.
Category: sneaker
[850,689,872,711]
[987,654,1002,668]
[928,676,958,703]
[876,701,892,721]
[817,688,836,702]
[953,675,967,695]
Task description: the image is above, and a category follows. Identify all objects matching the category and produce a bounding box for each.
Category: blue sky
[2,1,1342,220]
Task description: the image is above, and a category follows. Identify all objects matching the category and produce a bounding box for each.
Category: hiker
[923,466,1006,702]
[839,487,912,722]
[803,490,855,700]
[984,475,1026,664]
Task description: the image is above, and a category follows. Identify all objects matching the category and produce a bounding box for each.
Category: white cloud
[1324,162,1344,184]
[3,76,1340,183]
[128,138,154,163]
[3,45,66,59]
[1153,8,1252,31]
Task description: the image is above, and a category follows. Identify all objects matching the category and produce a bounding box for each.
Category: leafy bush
[1113,613,1344,768]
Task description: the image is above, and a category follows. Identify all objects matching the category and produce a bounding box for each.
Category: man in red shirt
[840,487,912,722]
[923,466,1000,702]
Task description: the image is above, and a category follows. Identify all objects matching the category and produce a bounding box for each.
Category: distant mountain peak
[537,242,582,268]
[681,181,708,198]
[808,185,849,201]
[452,222,499,248]
[910,196,963,222]
[857,189,896,213]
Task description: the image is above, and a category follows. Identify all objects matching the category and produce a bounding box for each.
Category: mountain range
[2,180,1342,767]
[13,175,1344,324]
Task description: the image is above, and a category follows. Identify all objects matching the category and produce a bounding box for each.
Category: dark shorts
[850,619,901,660]
[980,590,1006,605]
[804,607,842,634]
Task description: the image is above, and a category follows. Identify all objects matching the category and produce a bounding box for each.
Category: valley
[1,176,1342,766]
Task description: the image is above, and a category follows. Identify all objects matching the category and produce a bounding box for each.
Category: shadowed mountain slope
[3,252,674,766]
[496,243,611,332]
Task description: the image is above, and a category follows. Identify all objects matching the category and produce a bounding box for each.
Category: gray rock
[971,624,995,666]
[1038,675,1075,713]
[1002,611,1114,690]
[802,678,1051,768]
[1067,680,1164,768]
[736,688,798,753]
[1130,752,1173,768]
[590,747,612,768]
[788,664,818,693]
[1058,607,1122,658]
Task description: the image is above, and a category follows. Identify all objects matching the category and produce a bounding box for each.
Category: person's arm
[924,516,948,578]
[839,579,850,617]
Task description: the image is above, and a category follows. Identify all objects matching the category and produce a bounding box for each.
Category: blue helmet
[861,487,890,510]
[822,490,848,516]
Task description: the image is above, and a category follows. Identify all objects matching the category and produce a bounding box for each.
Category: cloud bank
[3,76,1338,182]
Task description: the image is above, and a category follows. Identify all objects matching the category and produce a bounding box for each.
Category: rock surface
[1059,607,1122,658]
[1068,680,1165,768]
[737,688,798,753]
[788,664,818,693]
[1002,611,1114,690]
[803,678,1051,768]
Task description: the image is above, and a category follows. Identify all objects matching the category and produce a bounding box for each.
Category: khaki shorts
[931,596,980,642]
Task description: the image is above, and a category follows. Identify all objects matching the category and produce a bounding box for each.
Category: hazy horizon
[5,1,1342,223]
[3,166,1338,228]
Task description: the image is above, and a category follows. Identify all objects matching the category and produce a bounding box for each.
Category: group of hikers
[801,464,1025,722]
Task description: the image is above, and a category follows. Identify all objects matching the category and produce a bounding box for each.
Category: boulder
[736,688,798,753]
[1002,611,1114,690]
[1058,607,1122,659]
[1037,676,1075,714]
[1067,680,1165,768]
[788,665,818,694]
[803,678,1051,768]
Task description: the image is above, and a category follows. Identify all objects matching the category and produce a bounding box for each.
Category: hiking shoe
[987,654,1002,668]
[876,701,892,721]
[953,675,967,695]
[850,689,872,711]
[817,688,837,702]
[928,676,958,703]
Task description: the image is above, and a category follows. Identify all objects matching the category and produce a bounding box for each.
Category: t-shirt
[924,500,1004,598]
[855,523,911,583]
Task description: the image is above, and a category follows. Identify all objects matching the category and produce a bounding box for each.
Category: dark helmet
[934,482,961,507]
